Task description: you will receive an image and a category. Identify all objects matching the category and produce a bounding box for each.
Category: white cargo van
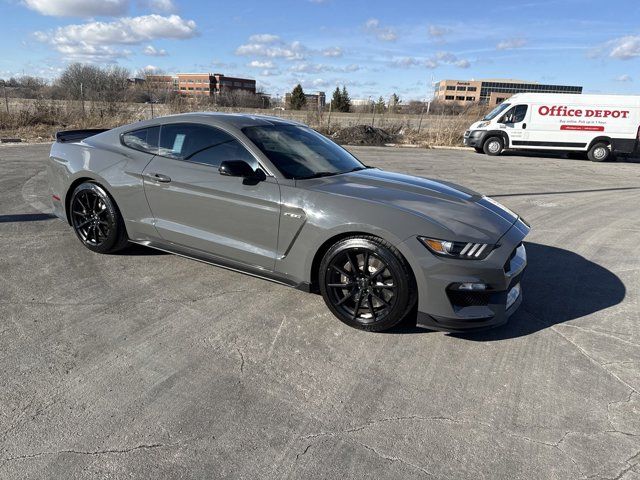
[463,93,640,161]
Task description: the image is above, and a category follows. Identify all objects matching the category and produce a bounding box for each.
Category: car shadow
[117,243,169,256]
[500,150,640,163]
[0,213,57,223]
[448,242,626,341]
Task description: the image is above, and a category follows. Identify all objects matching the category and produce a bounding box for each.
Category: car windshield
[483,103,511,120]
[242,125,366,179]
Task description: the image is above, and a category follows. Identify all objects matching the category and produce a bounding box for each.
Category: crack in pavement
[297,415,593,479]
[351,439,435,478]
[550,325,639,396]
[0,441,182,466]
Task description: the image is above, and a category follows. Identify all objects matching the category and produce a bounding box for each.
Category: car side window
[159,123,256,169]
[122,126,159,154]
[513,104,528,123]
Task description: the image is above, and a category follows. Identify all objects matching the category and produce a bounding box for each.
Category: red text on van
[538,105,629,119]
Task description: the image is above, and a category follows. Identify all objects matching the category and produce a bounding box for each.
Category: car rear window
[121,126,159,154]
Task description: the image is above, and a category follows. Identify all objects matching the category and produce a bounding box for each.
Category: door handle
[522,123,527,129]
[145,172,171,183]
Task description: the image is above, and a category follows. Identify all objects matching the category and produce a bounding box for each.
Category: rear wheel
[587,142,611,162]
[483,136,504,156]
[70,182,128,253]
[319,236,417,332]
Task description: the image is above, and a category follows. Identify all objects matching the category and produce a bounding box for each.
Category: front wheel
[70,182,128,253]
[587,142,611,162]
[483,136,504,156]
[319,236,417,332]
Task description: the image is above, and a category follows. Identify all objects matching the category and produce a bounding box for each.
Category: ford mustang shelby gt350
[48,113,529,332]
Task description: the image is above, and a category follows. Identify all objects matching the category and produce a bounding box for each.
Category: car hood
[303,168,518,243]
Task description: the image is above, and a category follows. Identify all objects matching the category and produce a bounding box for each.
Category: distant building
[433,79,583,105]
[145,73,256,98]
[127,77,145,87]
[351,99,373,107]
[145,75,177,91]
[284,91,326,109]
[176,73,256,97]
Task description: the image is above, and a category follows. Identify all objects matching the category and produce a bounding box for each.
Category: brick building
[145,73,256,98]
[433,79,582,105]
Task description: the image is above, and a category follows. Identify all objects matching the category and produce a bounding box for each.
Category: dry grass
[0,97,487,146]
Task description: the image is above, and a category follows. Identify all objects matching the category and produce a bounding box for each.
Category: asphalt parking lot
[1,143,639,479]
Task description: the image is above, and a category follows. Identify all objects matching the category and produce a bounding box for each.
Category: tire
[319,235,417,332]
[69,182,129,254]
[474,147,484,154]
[483,136,504,156]
[587,142,611,162]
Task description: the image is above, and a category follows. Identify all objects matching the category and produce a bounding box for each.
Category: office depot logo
[538,105,629,118]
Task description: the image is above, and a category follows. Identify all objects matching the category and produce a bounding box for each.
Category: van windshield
[483,103,511,121]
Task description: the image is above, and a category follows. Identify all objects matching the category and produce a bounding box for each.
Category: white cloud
[615,74,632,82]
[143,44,168,56]
[236,36,306,60]
[364,18,397,42]
[143,64,159,72]
[54,44,132,62]
[260,69,280,77]
[248,34,280,44]
[144,0,176,13]
[321,46,343,57]
[428,25,450,38]
[497,38,527,50]
[248,60,275,68]
[608,35,640,59]
[23,0,129,17]
[391,57,420,68]
[35,14,196,61]
[36,14,196,46]
[390,51,470,69]
[289,62,361,73]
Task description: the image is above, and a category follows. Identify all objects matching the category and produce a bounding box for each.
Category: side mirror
[219,160,255,177]
[219,160,266,184]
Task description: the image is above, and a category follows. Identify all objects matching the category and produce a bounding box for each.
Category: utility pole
[80,82,85,117]
[418,104,425,133]
[370,96,375,127]
[3,83,8,113]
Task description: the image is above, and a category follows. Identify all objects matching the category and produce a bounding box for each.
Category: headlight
[476,121,490,128]
[418,237,494,260]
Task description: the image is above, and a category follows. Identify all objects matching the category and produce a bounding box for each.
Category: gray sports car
[47,113,529,332]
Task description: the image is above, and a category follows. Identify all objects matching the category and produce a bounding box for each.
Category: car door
[142,122,281,270]
[500,104,529,144]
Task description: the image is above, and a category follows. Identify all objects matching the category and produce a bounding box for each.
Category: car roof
[123,112,305,130]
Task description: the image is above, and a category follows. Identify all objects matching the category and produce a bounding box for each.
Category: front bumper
[463,130,486,148]
[399,218,530,332]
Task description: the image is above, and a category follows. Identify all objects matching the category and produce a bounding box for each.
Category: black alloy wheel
[70,182,128,253]
[319,236,416,331]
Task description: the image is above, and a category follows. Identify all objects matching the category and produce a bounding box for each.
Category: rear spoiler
[55,129,110,143]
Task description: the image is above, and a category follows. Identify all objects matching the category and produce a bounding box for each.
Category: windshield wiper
[297,166,372,180]
[297,171,339,179]
[342,166,372,173]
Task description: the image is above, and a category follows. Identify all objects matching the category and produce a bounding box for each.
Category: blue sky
[1,0,639,100]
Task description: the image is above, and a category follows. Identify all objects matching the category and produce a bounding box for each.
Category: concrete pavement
[1,144,639,479]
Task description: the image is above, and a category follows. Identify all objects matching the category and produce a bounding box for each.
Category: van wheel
[483,136,504,156]
[474,147,484,154]
[588,142,611,162]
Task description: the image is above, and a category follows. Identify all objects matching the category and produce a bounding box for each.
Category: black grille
[447,290,491,307]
